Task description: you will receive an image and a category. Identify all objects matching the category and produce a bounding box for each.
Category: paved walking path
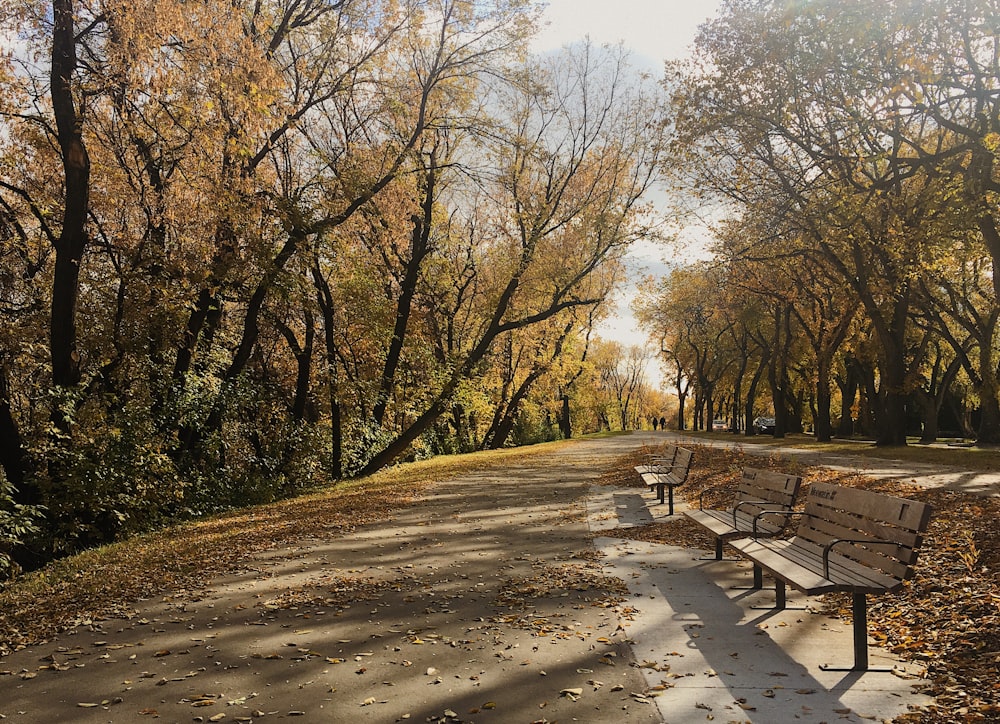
[0,433,955,723]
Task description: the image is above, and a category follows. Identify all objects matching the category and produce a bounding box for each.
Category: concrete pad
[588,484,933,723]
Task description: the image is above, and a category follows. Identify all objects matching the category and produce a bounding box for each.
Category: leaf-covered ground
[2,436,997,722]
[597,442,1000,723]
[0,444,566,658]
[0,438,663,724]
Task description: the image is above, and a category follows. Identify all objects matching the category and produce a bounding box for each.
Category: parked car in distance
[753,416,776,434]
[712,419,727,431]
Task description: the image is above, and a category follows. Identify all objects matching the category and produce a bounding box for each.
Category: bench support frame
[817,591,895,672]
[730,482,932,673]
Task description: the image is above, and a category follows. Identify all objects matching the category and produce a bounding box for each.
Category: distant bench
[684,467,802,561]
[726,481,932,671]
[633,445,693,515]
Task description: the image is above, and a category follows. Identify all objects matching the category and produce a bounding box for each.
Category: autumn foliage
[0,0,672,572]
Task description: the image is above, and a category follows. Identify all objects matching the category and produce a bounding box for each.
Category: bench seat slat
[728,537,904,594]
[686,507,787,538]
[682,468,802,561]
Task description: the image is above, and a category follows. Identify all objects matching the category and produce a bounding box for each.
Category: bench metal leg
[853,591,868,670]
[775,579,786,609]
[700,538,740,561]
[733,563,764,590]
[749,573,805,610]
[820,591,894,672]
[697,538,724,561]
[667,485,674,515]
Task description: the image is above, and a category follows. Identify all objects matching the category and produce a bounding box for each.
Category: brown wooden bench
[684,467,802,561]
[633,445,693,515]
[726,481,932,671]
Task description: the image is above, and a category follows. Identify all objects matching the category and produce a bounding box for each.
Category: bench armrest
[821,538,900,579]
[752,510,814,538]
[731,500,789,532]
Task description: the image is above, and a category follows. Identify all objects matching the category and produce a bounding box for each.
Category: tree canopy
[3,0,1000,576]
[642,0,1000,448]
[0,0,672,574]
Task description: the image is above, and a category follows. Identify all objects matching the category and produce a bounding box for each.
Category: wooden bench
[684,467,802,561]
[727,481,932,671]
[633,445,693,515]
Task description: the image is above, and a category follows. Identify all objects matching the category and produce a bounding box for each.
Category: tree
[636,264,737,431]
[592,341,649,431]
[354,41,668,475]
[877,4,1000,442]
[669,0,962,445]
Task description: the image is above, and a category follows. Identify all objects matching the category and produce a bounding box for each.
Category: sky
[531,1,725,386]
[533,0,724,71]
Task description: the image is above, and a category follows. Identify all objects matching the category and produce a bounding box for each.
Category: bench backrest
[671,446,693,483]
[796,482,932,582]
[739,467,801,507]
[650,445,693,482]
[736,468,801,532]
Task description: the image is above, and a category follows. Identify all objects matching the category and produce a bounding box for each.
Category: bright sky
[534,0,724,69]
[533,1,725,386]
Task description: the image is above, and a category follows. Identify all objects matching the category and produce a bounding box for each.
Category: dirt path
[0,436,660,723]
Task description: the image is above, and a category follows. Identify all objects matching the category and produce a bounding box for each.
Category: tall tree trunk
[874,341,909,446]
[374,162,436,426]
[486,367,546,449]
[976,379,1000,445]
[226,232,303,383]
[731,355,747,433]
[0,363,30,502]
[835,358,860,437]
[49,0,90,428]
[171,220,238,395]
[313,263,343,479]
[744,353,768,437]
[559,392,572,439]
[671,357,688,431]
[814,357,834,442]
[977,333,1000,443]
[275,312,315,423]
[768,304,790,438]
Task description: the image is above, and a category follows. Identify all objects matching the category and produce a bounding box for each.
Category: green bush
[0,474,44,581]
